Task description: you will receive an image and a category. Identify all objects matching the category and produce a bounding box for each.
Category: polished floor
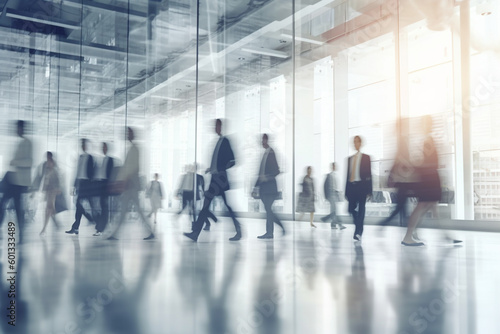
[1,212,499,334]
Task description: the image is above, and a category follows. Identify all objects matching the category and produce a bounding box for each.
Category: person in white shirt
[0,120,33,242]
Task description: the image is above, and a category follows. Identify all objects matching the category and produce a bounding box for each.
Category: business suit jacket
[345,153,372,198]
[74,153,95,196]
[255,147,280,195]
[209,136,235,192]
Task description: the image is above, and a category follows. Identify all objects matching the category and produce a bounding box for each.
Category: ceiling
[0,0,474,137]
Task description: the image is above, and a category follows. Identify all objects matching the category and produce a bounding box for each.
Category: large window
[0,0,498,222]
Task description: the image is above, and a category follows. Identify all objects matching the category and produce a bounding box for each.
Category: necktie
[350,154,358,182]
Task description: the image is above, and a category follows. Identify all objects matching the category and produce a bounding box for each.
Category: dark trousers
[179,190,196,222]
[179,191,215,230]
[261,193,283,235]
[0,183,26,240]
[192,191,239,238]
[347,183,367,237]
[96,195,109,232]
[72,187,95,231]
[379,183,411,227]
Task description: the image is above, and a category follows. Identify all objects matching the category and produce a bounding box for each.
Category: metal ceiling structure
[0,0,456,137]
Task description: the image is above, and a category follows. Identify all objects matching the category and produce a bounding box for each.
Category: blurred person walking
[107,127,155,240]
[401,116,461,246]
[65,138,97,235]
[379,119,416,228]
[297,166,316,228]
[39,152,63,235]
[93,142,114,236]
[183,119,241,242]
[176,164,216,231]
[345,136,372,242]
[255,134,285,239]
[0,120,33,242]
[146,173,163,224]
[321,162,345,230]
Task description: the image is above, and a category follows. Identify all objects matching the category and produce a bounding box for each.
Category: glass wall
[0,0,498,223]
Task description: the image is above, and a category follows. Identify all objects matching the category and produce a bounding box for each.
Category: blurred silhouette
[66,138,96,235]
[39,152,63,235]
[94,142,115,236]
[379,120,416,228]
[184,119,241,242]
[107,127,155,240]
[255,134,285,239]
[297,166,316,228]
[146,173,163,224]
[321,162,345,230]
[401,116,461,246]
[345,136,372,242]
[177,164,216,231]
[176,164,196,222]
[0,120,33,242]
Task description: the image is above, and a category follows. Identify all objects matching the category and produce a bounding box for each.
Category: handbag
[251,186,260,199]
[55,192,68,213]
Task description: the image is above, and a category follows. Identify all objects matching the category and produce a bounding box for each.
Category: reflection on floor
[0,213,499,334]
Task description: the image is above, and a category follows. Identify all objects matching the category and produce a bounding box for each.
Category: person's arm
[224,138,236,169]
[366,155,373,196]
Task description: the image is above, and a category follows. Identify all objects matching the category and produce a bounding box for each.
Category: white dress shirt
[350,151,362,182]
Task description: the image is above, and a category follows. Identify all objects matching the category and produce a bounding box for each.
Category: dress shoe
[229,233,241,241]
[183,232,198,242]
[65,229,79,235]
[93,232,102,236]
[203,225,210,231]
[257,234,273,239]
[143,233,155,240]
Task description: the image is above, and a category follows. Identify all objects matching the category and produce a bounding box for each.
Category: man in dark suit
[345,136,372,241]
[184,119,241,242]
[93,142,114,236]
[256,134,284,239]
[66,138,96,235]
